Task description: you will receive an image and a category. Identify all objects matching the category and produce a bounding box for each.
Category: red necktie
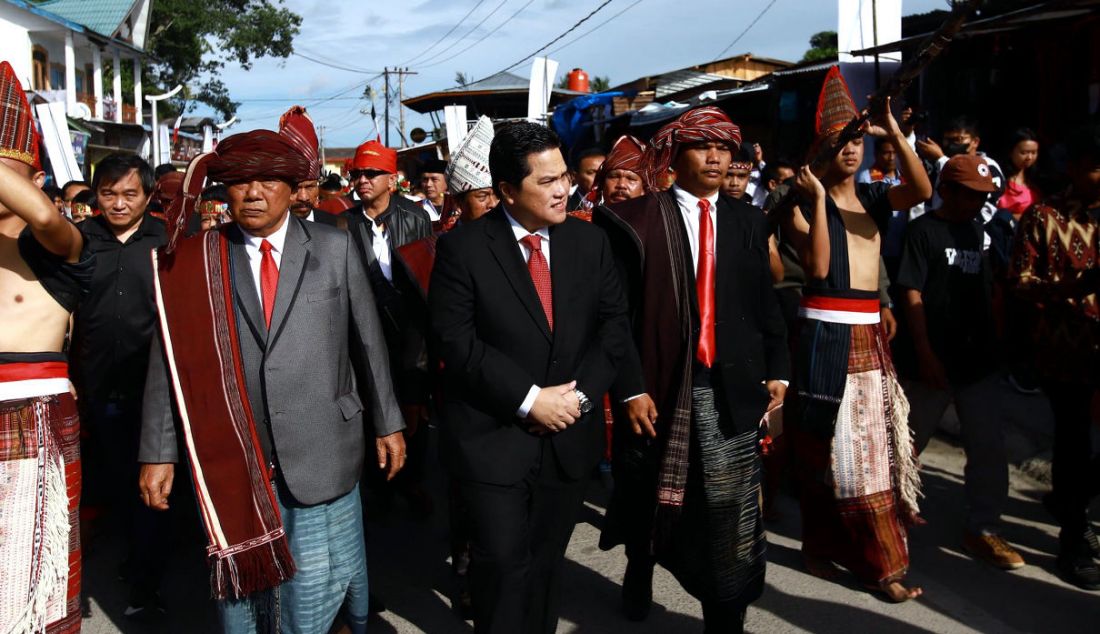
[696,199,715,367]
[520,234,553,331]
[259,239,279,328]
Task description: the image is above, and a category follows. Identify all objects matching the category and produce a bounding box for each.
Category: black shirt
[71,214,167,404]
[895,213,996,385]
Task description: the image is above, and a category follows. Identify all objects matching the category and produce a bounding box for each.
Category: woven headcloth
[278,105,320,180]
[166,129,313,252]
[640,106,741,190]
[815,66,859,140]
[0,61,41,170]
[446,115,495,194]
[587,135,647,203]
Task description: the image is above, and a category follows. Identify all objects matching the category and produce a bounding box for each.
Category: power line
[481,0,618,81]
[416,0,536,71]
[399,0,488,66]
[546,0,645,56]
[416,0,509,67]
[712,0,780,61]
[291,51,383,74]
[235,96,364,102]
[243,75,380,121]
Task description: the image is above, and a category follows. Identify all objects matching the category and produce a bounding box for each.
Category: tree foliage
[801,30,839,63]
[145,0,302,118]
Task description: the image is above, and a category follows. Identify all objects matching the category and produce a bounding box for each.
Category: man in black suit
[429,122,634,634]
[595,107,789,633]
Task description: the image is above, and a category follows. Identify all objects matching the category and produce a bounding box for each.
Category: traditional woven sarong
[0,357,81,633]
[662,387,766,605]
[794,295,918,584]
[218,486,370,634]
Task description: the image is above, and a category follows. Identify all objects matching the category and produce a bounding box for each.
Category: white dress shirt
[672,184,719,272]
[420,198,442,222]
[361,210,394,282]
[502,207,554,418]
[239,214,290,306]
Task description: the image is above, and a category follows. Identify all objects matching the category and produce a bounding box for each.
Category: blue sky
[205,0,953,148]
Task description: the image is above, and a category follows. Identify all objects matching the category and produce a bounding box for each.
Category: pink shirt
[998,180,1039,217]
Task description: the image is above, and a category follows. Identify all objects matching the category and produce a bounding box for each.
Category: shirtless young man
[782,67,931,603]
[0,60,90,633]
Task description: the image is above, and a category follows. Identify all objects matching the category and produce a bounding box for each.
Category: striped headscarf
[0,61,41,170]
[640,106,741,190]
[278,106,321,180]
[586,135,647,204]
[166,130,313,252]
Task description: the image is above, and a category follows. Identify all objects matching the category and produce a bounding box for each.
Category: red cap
[940,154,997,193]
[351,140,397,174]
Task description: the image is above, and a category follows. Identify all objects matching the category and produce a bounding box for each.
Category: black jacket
[343,195,432,404]
[428,206,634,485]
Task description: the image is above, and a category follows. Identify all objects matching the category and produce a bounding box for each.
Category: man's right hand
[139,463,175,511]
[626,394,658,438]
[528,381,580,434]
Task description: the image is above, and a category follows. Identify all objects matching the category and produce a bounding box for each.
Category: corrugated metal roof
[653,69,733,99]
[38,0,136,38]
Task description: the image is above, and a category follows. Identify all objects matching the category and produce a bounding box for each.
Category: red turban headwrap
[0,61,41,170]
[156,171,184,207]
[640,106,741,190]
[166,129,314,252]
[351,140,397,174]
[587,135,647,203]
[278,106,321,180]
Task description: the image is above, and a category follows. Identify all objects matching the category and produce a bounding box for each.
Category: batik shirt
[1009,194,1100,384]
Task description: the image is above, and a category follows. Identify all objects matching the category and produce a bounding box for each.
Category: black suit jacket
[308,208,346,229]
[597,192,789,435]
[429,206,634,485]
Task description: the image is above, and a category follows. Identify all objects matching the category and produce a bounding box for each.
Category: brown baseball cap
[940,154,997,193]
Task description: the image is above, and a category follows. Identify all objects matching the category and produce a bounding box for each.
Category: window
[31,46,48,90]
[50,64,65,91]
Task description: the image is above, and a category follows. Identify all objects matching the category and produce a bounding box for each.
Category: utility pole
[383,67,391,147]
[318,125,326,173]
[398,67,406,148]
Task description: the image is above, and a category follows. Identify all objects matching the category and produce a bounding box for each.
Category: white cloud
[203,0,951,146]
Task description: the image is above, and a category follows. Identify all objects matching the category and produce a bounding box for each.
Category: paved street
[81,432,1098,634]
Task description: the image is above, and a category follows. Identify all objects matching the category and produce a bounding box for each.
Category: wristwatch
[574,389,594,414]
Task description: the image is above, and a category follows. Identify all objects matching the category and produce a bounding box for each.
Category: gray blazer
[139,215,404,506]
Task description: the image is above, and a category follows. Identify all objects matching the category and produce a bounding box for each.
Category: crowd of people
[1,52,1098,634]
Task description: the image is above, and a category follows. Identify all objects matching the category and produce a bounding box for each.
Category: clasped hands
[527,380,581,434]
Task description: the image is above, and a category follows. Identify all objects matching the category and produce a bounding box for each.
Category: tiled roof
[38,0,135,38]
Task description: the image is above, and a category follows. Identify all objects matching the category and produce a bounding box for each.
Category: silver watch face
[580,399,594,414]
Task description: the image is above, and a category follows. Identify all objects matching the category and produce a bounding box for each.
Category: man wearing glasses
[342,140,433,512]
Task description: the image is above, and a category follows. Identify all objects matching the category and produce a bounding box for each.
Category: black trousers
[1044,381,1100,552]
[458,440,588,634]
[81,399,171,595]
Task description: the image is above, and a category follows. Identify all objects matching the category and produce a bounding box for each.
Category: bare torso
[0,235,71,353]
[834,197,881,292]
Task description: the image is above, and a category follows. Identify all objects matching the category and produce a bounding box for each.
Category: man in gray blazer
[137,129,405,634]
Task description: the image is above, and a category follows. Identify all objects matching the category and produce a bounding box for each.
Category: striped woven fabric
[0,61,41,169]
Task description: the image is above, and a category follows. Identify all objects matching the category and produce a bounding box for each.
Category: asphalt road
[80,433,1099,633]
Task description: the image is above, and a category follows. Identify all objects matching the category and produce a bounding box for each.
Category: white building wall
[0,5,37,90]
